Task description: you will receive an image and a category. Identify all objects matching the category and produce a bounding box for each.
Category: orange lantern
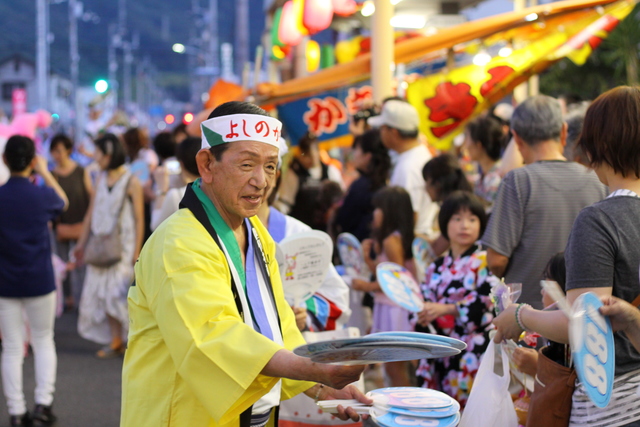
[332,0,357,16]
[278,1,303,46]
[303,0,334,34]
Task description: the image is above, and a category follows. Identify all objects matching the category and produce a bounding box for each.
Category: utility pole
[108,23,119,107]
[36,0,49,111]
[119,0,127,35]
[118,0,127,109]
[235,0,249,79]
[123,41,132,111]
[136,59,145,115]
[69,0,81,141]
[189,0,200,106]
[209,0,219,74]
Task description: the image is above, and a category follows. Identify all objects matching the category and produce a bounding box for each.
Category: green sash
[192,179,246,289]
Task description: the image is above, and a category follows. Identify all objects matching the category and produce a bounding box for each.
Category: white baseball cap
[368,100,419,132]
[493,103,514,123]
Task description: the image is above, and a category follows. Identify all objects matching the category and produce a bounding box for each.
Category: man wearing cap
[368,100,438,238]
[121,102,370,427]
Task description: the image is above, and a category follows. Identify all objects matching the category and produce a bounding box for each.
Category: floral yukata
[415,245,495,408]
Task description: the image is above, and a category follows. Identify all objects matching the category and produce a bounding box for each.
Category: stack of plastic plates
[318,387,461,427]
[294,331,466,365]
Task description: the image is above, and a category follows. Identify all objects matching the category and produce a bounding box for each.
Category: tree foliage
[540,4,640,100]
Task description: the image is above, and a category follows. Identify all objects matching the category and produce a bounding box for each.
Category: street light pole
[36,0,49,111]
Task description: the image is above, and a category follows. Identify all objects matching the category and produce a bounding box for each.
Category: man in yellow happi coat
[121,102,370,427]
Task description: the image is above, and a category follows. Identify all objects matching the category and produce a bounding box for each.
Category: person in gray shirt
[481,95,607,308]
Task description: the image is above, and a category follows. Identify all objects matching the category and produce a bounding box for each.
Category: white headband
[200,114,283,150]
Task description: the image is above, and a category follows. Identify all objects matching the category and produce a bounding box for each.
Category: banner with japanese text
[277,84,373,148]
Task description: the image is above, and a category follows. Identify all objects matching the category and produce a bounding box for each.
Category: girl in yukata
[414,191,495,408]
[351,186,416,386]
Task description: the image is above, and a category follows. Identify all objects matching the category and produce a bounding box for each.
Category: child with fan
[351,186,416,386]
[414,191,495,408]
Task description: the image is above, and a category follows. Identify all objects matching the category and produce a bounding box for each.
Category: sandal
[96,344,125,359]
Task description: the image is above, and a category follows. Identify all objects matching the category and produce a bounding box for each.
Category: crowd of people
[0,85,639,427]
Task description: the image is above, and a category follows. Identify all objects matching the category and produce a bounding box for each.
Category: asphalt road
[0,312,383,427]
[0,311,123,427]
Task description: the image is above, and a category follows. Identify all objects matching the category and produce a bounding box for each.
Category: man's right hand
[317,363,365,390]
[261,349,365,390]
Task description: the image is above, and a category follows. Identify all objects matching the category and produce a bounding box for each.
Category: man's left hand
[315,384,373,421]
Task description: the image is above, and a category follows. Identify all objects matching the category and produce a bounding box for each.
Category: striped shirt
[570,368,640,427]
[607,189,639,199]
[251,409,272,427]
[481,161,607,308]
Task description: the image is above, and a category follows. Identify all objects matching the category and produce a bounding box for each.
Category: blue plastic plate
[368,387,457,409]
[384,399,460,418]
[368,331,467,351]
[371,408,460,427]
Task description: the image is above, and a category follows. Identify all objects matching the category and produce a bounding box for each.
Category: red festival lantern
[303,0,334,34]
[332,0,357,16]
[279,1,303,46]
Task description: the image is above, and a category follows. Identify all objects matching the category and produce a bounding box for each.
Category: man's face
[379,125,394,149]
[207,140,278,224]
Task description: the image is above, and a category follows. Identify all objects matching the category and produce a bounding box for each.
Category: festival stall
[254,0,635,150]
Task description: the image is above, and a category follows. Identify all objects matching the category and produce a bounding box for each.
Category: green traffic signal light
[95,79,109,94]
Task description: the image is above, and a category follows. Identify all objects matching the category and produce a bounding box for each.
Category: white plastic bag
[459,340,518,427]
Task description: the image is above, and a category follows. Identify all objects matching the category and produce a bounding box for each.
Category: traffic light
[165,114,175,125]
[94,79,109,94]
[183,112,194,124]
